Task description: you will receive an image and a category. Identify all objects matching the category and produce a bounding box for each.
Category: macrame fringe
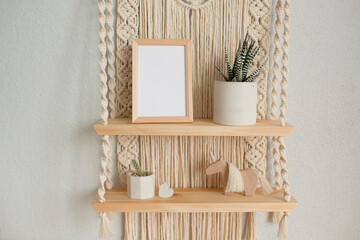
[245,212,257,240]
[277,212,289,239]
[272,211,282,224]
[124,212,137,240]
[259,176,273,195]
[99,212,114,238]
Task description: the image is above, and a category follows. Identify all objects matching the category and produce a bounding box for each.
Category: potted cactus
[214,34,267,126]
[127,160,155,199]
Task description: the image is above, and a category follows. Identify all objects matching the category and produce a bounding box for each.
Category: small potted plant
[127,160,155,199]
[214,34,267,126]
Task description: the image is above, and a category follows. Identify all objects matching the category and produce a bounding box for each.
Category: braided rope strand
[105,136,114,189]
[279,0,291,202]
[271,0,283,212]
[99,0,109,125]
[104,0,116,190]
[98,135,110,202]
[97,0,108,203]
[280,0,290,127]
[270,0,282,121]
[106,0,117,119]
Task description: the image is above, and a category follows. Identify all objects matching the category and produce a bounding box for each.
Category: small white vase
[127,172,155,199]
[213,80,257,126]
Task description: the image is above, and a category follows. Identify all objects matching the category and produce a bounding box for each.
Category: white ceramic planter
[213,80,257,126]
[127,172,155,199]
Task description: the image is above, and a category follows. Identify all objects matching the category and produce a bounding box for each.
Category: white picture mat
[137,45,186,117]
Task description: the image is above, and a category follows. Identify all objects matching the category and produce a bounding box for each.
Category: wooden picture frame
[132,39,193,123]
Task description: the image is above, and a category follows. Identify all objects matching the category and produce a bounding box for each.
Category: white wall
[0,0,359,239]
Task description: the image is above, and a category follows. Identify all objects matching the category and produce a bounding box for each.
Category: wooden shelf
[92,188,297,213]
[94,118,293,136]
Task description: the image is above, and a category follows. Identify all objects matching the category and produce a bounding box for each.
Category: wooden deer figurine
[205,153,273,197]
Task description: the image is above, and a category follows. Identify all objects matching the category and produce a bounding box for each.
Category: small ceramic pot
[213,80,257,126]
[127,172,155,199]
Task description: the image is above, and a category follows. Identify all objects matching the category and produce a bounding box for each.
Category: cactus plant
[216,33,267,82]
[131,160,150,176]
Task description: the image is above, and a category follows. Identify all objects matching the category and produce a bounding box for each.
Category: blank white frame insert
[132,39,193,123]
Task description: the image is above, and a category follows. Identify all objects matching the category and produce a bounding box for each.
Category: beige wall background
[1,0,359,239]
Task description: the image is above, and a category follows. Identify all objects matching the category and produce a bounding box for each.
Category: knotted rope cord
[99,0,109,126]
[98,0,114,238]
[98,0,108,202]
[105,0,116,190]
[278,0,291,238]
[271,0,283,224]
[280,0,291,202]
[106,0,116,119]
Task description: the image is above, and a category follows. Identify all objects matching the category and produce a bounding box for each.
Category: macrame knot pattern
[116,0,138,118]
[244,136,267,179]
[117,135,139,186]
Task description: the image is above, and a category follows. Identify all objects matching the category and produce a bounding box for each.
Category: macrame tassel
[259,176,273,195]
[99,212,114,238]
[245,212,257,240]
[277,212,289,238]
[272,211,282,224]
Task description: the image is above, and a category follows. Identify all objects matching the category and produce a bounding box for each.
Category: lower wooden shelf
[92,188,297,213]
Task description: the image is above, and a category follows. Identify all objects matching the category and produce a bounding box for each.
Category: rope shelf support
[105,0,115,191]
[98,0,114,237]
[278,0,292,238]
[271,0,283,224]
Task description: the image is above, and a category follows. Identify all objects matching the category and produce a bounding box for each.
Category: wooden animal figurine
[205,153,273,197]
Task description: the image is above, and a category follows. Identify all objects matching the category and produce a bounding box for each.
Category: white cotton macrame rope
[245,212,257,240]
[98,136,109,202]
[278,0,291,238]
[97,1,115,238]
[271,0,283,224]
[99,0,108,126]
[97,0,108,203]
[280,0,290,127]
[271,0,282,122]
[280,0,291,206]
[106,0,116,119]
[104,0,116,190]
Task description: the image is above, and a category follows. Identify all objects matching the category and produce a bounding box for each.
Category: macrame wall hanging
[95,0,293,239]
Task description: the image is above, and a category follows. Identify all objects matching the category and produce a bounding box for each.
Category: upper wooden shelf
[94,118,293,136]
[92,188,297,213]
